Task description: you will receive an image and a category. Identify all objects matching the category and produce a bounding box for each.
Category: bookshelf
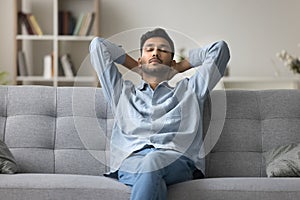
[14,0,99,87]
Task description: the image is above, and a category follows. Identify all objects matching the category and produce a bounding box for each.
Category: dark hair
[140,28,175,58]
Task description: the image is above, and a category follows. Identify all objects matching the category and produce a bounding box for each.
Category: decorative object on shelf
[43,54,53,79]
[0,71,9,85]
[277,50,300,74]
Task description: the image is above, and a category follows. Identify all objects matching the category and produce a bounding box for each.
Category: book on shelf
[18,11,43,35]
[58,63,65,77]
[27,14,43,35]
[59,11,76,35]
[74,12,95,36]
[18,12,34,35]
[17,51,29,76]
[60,54,76,78]
[72,13,84,36]
[85,12,95,36]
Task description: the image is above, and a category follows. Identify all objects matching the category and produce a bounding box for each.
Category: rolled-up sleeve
[188,40,230,97]
[89,37,126,110]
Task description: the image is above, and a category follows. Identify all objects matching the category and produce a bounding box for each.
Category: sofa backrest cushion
[1,86,300,177]
[0,86,112,175]
[204,90,300,177]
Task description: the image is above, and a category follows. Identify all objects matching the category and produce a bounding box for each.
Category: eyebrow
[144,43,171,49]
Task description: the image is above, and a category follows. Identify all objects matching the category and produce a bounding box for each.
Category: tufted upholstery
[1,86,300,200]
[1,86,300,178]
[0,86,112,175]
[205,90,300,177]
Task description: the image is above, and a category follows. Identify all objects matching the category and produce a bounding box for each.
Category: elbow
[89,37,126,64]
[215,40,230,77]
[218,40,230,61]
[89,37,106,53]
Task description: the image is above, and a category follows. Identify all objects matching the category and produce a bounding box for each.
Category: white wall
[100,0,300,77]
[0,0,15,83]
[1,0,300,83]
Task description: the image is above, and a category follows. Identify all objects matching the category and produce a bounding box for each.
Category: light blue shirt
[90,37,230,174]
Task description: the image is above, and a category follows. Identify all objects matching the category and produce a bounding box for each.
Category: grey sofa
[0,85,300,200]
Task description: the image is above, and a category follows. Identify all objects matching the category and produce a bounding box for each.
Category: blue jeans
[118,147,196,200]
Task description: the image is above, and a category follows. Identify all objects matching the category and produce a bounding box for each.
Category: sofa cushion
[205,91,263,177]
[168,178,300,200]
[0,140,17,174]
[1,86,111,175]
[205,90,300,178]
[0,174,131,200]
[264,143,300,177]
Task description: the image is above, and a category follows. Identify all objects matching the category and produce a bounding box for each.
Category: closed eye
[159,49,169,53]
[145,47,154,52]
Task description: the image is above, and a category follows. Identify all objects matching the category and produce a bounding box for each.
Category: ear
[134,57,142,76]
[168,60,178,80]
[137,57,142,67]
[171,60,176,67]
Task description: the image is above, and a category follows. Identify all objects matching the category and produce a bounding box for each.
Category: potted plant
[277,50,300,74]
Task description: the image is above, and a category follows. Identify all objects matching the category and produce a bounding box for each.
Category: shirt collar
[136,80,174,91]
[136,80,148,90]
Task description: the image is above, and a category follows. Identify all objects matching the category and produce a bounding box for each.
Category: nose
[152,48,158,57]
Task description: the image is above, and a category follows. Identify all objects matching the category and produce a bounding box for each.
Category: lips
[149,58,162,64]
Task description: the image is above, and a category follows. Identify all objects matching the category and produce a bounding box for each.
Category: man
[90,28,230,200]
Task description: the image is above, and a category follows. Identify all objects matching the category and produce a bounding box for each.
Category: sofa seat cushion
[168,178,300,200]
[0,174,130,200]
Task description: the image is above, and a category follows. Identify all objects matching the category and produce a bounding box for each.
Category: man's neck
[149,83,158,90]
[143,76,166,90]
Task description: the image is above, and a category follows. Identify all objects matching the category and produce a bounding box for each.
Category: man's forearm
[188,41,230,71]
[174,59,192,73]
[123,54,138,70]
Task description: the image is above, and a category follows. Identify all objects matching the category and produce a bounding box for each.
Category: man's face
[139,37,174,75]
